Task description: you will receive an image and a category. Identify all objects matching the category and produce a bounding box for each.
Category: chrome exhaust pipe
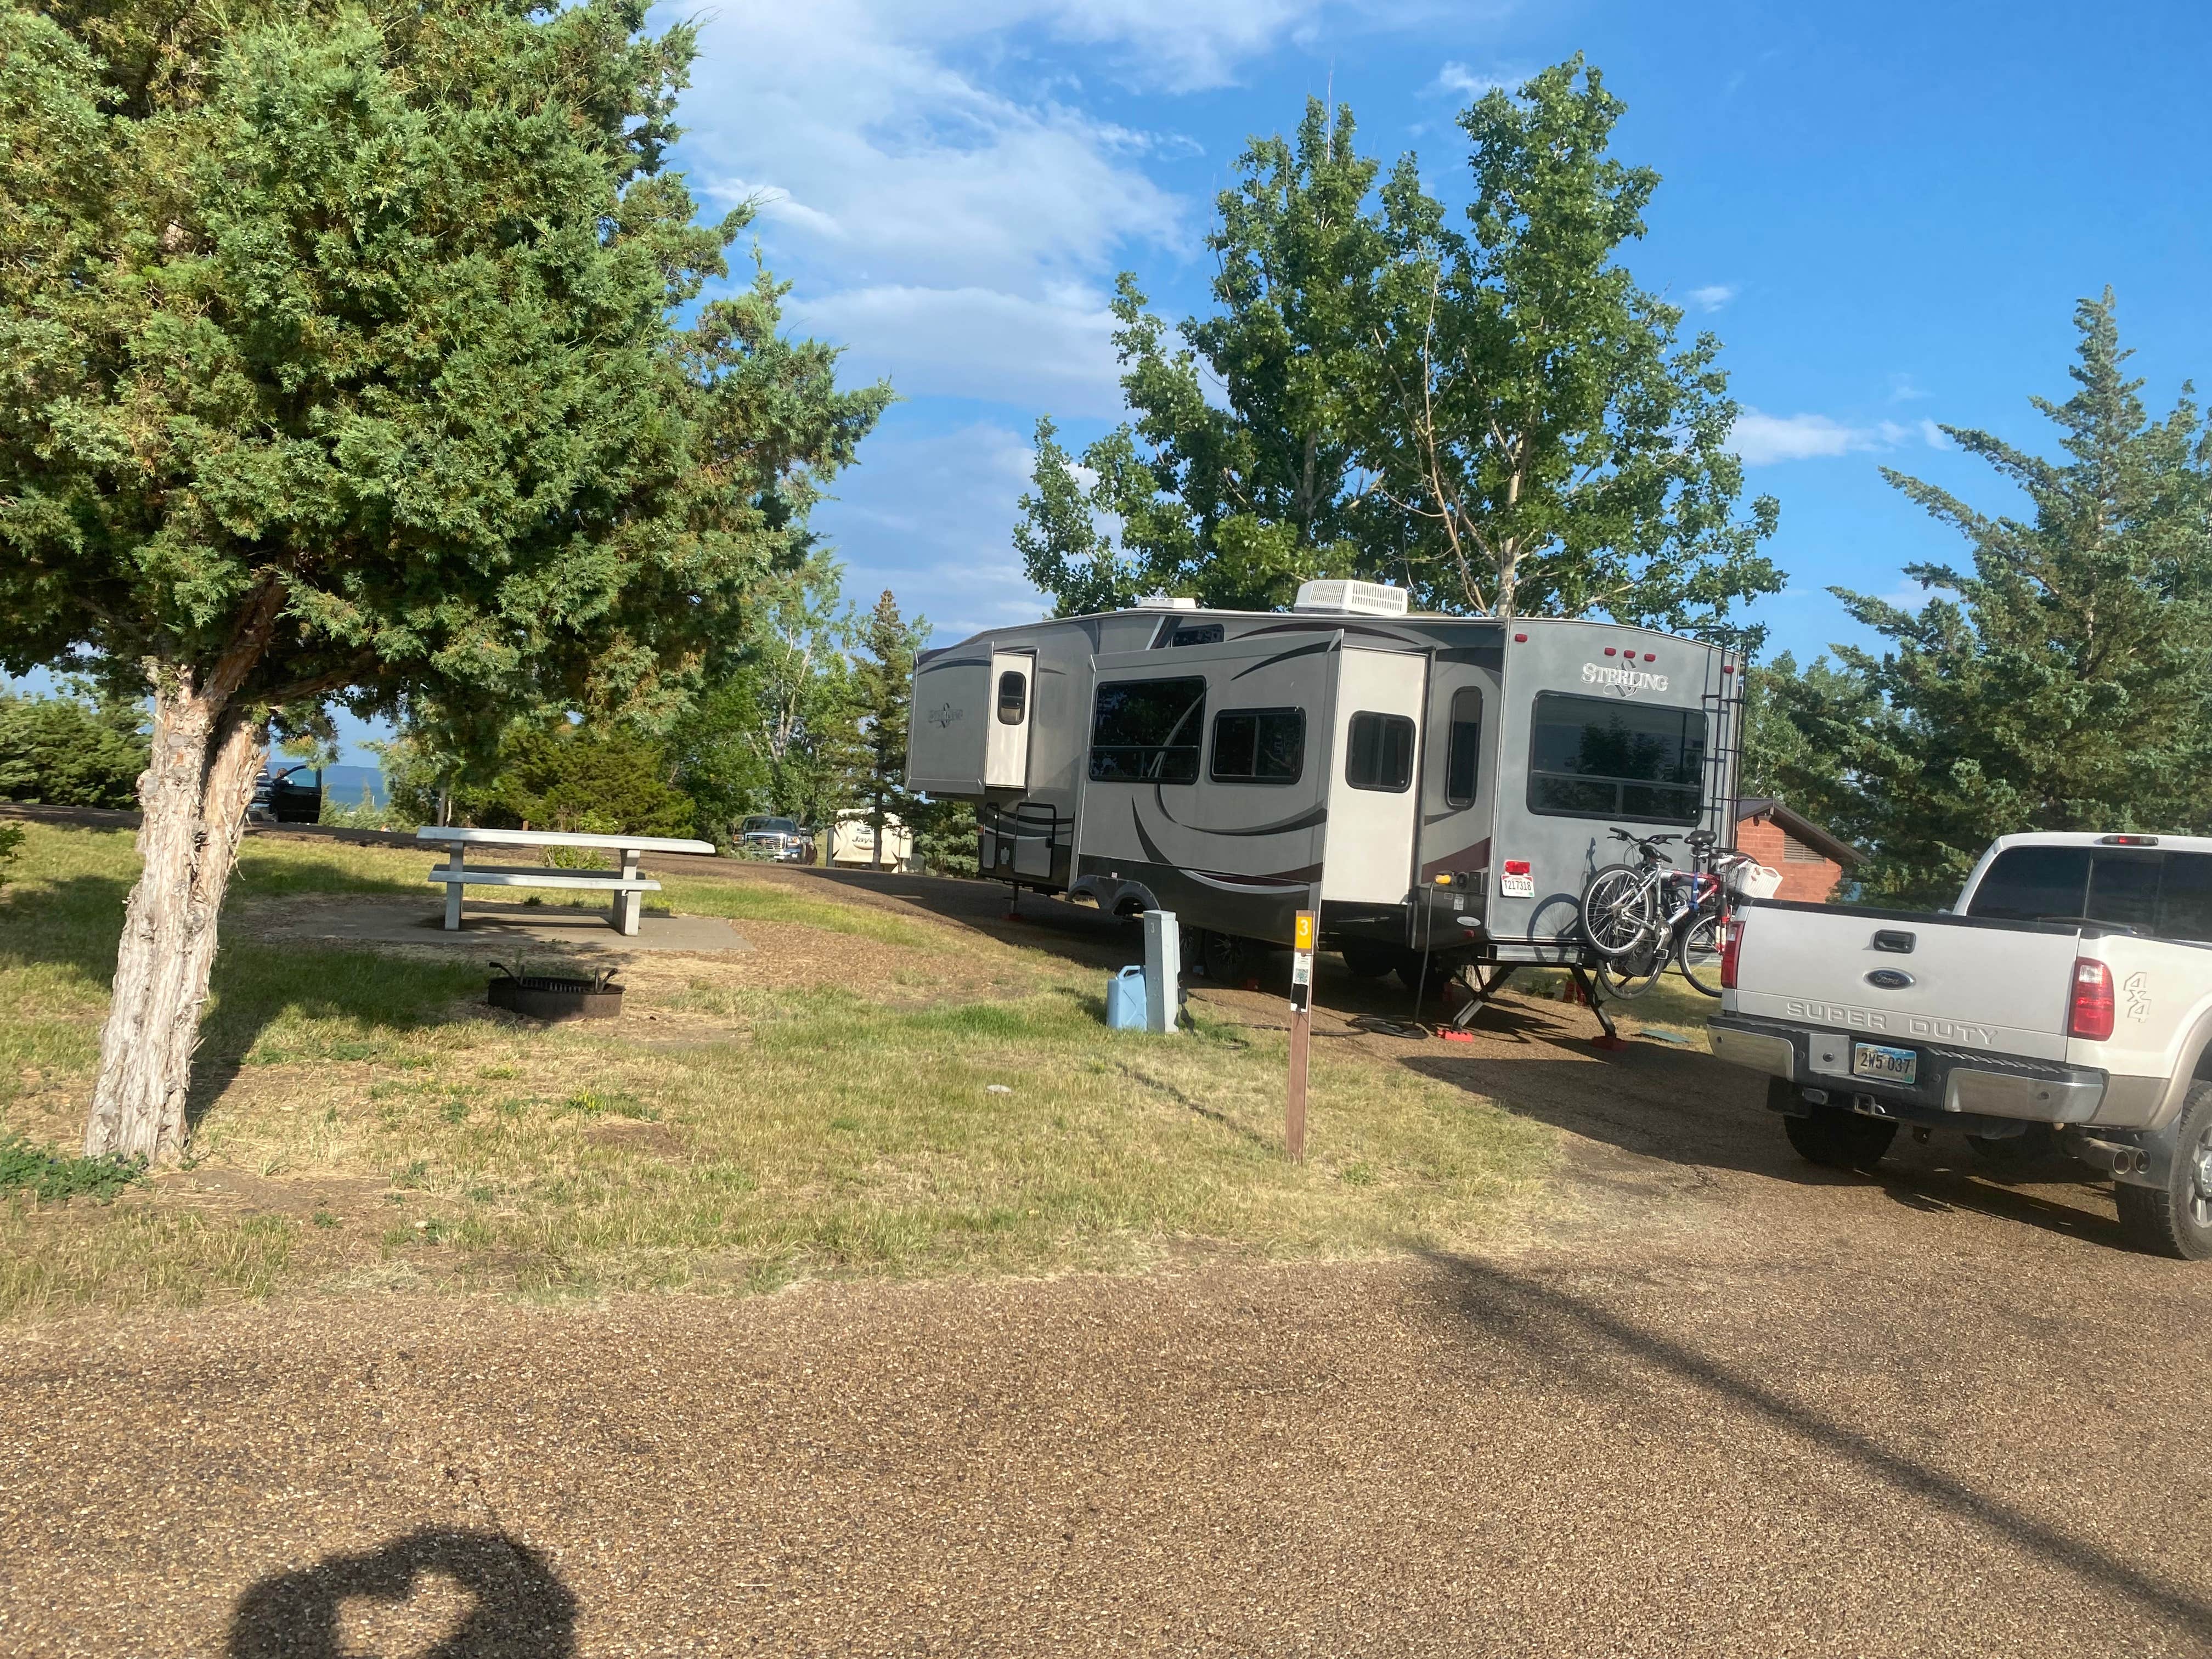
[2066,1133,2160,1185]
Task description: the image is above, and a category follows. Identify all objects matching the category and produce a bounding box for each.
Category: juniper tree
[0,0,888,1159]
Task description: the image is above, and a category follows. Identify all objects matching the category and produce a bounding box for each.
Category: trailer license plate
[1852,1042,1917,1086]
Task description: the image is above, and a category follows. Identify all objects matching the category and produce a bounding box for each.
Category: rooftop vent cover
[1292,579,1410,617]
[1136,594,1200,611]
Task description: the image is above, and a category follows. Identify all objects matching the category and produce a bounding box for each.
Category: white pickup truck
[1708,831,2212,1260]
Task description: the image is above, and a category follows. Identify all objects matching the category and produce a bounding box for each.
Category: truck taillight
[1720,917,1743,990]
[2068,958,2115,1042]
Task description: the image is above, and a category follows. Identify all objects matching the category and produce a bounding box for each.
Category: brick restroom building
[1734,797,1863,902]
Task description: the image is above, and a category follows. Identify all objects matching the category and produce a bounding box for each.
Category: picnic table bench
[416,827,715,935]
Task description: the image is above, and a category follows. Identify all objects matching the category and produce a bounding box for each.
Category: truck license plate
[1851,1042,1917,1086]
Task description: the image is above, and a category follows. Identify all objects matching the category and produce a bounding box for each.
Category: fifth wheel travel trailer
[906,580,1745,986]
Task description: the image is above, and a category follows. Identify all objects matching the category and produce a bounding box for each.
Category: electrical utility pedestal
[1141,910,1182,1035]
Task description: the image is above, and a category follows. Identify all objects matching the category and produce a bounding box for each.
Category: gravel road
[4,903,2211,1655]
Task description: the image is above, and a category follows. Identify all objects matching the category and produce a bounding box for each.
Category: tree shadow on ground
[1419,1251,2212,1638]
[0,870,489,1138]
[1398,997,2138,1256]
[227,1527,576,1658]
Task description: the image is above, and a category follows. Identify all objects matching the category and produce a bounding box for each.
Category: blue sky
[24,1,2207,764]
[667,0,2212,659]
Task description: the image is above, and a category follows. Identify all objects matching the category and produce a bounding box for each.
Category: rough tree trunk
[83,680,266,1162]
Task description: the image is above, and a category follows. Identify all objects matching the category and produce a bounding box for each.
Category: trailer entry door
[1321,648,1426,906]
[985,650,1034,790]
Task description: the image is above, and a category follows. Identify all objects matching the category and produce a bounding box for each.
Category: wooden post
[1287,909,1314,1162]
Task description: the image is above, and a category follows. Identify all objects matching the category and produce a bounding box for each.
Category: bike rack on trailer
[1441,953,1628,1048]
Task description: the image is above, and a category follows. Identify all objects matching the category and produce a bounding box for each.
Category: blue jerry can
[1107,965,1148,1030]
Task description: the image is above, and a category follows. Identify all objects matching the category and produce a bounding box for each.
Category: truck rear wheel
[1784,1107,1898,1173]
[2114,1081,2212,1261]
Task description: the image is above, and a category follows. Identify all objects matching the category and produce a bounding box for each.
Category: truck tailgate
[1731,905,2079,1063]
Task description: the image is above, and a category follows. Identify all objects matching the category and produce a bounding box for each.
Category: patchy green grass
[0,1133,146,1203]
[0,821,1562,1317]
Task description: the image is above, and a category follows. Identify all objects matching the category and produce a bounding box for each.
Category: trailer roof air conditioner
[1136,594,1200,610]
[1292,579,1410,617]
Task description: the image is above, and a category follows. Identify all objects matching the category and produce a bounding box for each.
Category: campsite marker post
[1286,910,1314,1161]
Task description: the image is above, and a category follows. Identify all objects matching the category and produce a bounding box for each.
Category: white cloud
[1731,410,1871,465]
[815,419,1052,642]
[788,285,1126,415]
[1920,418,1951,449]
[676,7,1189,294]
[1731,408,1951,466]
[1687,283,1737,313]
[1431,60,1519,100]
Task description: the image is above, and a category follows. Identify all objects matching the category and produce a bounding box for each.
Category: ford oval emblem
[1865,968,1915,991]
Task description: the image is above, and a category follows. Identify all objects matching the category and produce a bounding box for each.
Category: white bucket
[1729,863,1784,900]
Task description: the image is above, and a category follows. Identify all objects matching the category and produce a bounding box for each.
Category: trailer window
[1526,693,1705,825]
[1444,689,1483,808]
[1345,713,1415,793]
[1170,623,1225,647]
[996,670,1027,725]
[1211,708,1305,785]
[1089,678,1206,783]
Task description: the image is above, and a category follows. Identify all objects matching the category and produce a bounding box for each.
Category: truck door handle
[1872,930,1915,953]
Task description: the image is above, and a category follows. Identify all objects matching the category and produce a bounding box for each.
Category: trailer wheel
[1340,944,1395,979]
[1784,1108,1898,1173]
[1198,929,1262,986]
[1392,950,1435,993]
[2115,1081,2212,1261]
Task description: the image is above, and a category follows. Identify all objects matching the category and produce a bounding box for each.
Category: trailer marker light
[2068,958,2115,1042]
[1513,633,1528,642]
[1720,664,1735,675]
[1643,653,1656,662]
[1603,647,1617,656]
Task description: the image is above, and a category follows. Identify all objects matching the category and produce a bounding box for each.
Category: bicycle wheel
[1580,864,1658,960]
[1595,939,1667,1000]
[1678,909,1726,997]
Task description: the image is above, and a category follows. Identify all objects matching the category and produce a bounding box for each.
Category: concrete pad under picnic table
[240,895,754,953]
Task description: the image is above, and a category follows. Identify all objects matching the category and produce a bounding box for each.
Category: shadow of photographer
[227,1527,575,1658]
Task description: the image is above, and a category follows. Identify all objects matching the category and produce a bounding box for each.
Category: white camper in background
[907,580,1745,985]
[828,810,913,870]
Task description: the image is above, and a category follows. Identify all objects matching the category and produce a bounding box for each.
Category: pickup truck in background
[1707,832,2212,1260]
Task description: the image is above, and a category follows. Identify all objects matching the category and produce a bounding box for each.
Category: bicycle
[1580,829,1756,1000]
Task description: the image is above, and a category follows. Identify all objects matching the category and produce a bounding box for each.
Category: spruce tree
[849,592,926,871]
[1807,293,2212,904]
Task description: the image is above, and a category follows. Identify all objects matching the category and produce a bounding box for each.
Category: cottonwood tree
[1016,104,1392,613]
[1015,64,1779,637]
[0,0,888,1159]
[1773,293,2212,904]
[1363,57,1779,631]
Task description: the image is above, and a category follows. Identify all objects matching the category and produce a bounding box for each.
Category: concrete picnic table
[416,827,716,935]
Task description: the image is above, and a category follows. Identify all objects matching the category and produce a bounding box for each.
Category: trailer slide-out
[906,580,1745,984]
